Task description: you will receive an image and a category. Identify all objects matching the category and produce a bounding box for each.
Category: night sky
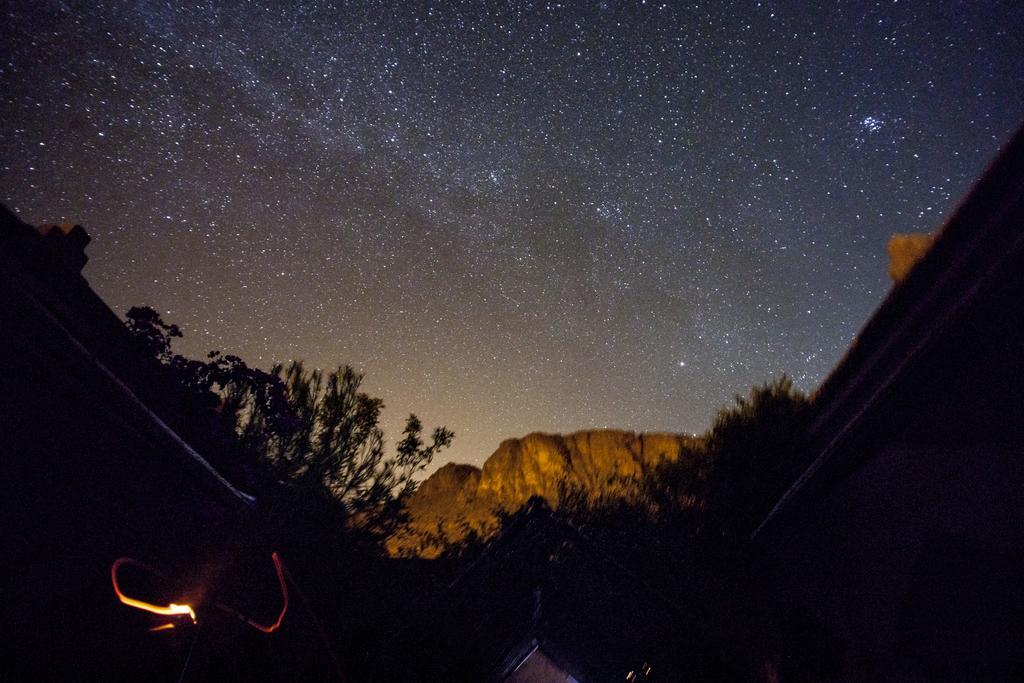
[3,1,1022,469]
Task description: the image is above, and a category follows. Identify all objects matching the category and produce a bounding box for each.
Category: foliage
[236,361,453,536]
[125,306,289,418]
[560,376,808,544]
[470,376,809,577]
[125,305,182,362]
[124,306,453,540]
[701,375,810,544]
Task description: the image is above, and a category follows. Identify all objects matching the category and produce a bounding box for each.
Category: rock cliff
[388,429,699,557]
[887,232,935,282]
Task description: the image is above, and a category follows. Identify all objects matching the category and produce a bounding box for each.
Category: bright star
[861,116,883,133]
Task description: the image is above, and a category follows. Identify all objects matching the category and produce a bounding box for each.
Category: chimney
[887,233,934,283]
[35,223,91,273]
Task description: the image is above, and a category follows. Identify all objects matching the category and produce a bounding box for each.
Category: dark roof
[0,204,255,510]
[755,123,1024,537]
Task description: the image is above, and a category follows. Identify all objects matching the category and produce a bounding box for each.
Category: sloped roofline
[0,204,256,510]
[754,123,1024,538]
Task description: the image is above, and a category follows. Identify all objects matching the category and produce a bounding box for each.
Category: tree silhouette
[701,376,809,545]
[124,306,452,538]
[235,360,453,536]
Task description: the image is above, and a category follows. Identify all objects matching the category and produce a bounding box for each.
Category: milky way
[3,1,1022,468]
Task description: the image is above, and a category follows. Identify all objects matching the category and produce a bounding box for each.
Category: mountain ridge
[388,428,701,557]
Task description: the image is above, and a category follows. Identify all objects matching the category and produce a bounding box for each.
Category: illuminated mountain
[389,429,700,557]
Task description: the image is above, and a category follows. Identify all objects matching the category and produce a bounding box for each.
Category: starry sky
[3,1,1022,470]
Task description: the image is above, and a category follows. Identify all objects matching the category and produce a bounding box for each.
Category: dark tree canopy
[124,306,453,539]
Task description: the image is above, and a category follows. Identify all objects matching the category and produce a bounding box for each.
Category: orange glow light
[111,557,196,623]
[252,551,289,633]
[111,552,289,634]
[218,551,289,633]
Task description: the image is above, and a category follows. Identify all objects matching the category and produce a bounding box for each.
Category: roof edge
[754,123,1024,539]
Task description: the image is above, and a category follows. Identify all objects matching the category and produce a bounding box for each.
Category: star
[1,0,1021,469]
[861,116,884,133]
